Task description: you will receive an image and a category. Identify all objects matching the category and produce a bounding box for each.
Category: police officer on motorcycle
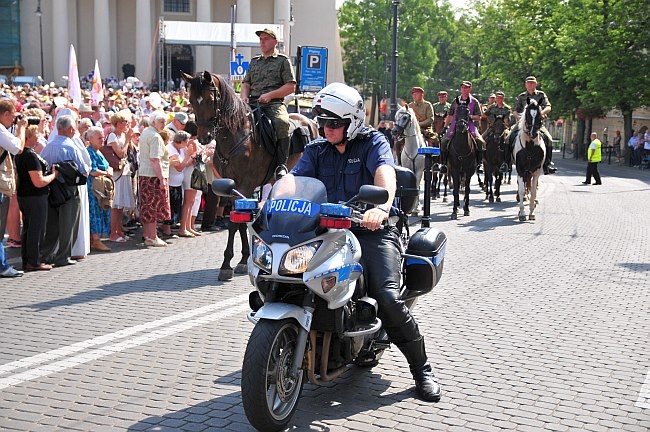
[290,83,442,402]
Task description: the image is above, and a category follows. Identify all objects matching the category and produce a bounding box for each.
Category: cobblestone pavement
[1,154,649,431]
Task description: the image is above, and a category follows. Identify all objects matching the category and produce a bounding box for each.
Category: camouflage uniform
[243,51,296,165]
[482,103,511,137]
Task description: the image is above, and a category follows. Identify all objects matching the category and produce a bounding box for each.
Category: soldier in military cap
[241,28,296,177]
[408,87,436,145]
[432,90,451,135]
[482,91,512,172]
[443,81,485,174]
[506,76,556,174]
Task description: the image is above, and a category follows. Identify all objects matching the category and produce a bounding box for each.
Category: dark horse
[432,115,449,202]
[446,110,477,220]
[181,71,318,280]
[482,115,509,203]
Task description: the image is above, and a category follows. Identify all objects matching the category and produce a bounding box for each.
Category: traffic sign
[299,46,327,92]
[230,53,249,80]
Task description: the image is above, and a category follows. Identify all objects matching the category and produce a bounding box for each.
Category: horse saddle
[250,110,310,157]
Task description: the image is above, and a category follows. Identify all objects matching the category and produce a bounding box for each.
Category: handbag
[190,159,209,193]
[0,150,16,196]
[99,139,124,171]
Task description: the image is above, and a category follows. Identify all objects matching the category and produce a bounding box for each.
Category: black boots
[398,337,442,402]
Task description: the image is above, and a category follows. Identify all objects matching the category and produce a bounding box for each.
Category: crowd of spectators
[0,82,228,278]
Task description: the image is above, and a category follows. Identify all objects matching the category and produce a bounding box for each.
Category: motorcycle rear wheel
[241,319,305,432]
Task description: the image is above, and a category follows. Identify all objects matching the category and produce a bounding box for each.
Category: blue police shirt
[291,127,395,203]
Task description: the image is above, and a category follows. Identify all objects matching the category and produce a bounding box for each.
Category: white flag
[68,45,82,108]
[91,59,104,106]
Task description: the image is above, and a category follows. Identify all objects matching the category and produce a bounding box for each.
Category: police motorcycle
[212,150,446,432]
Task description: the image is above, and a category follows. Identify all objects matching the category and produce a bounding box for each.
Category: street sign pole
[295,45,301,113]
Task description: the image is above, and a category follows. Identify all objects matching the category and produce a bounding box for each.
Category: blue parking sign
[230,53,249,79]
[299,46,328,92]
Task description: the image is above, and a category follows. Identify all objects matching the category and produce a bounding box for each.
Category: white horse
[513,99,545,221]
[391,106,426,215]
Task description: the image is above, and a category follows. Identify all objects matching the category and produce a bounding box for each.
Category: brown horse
[482,115,509,203]
[181,71,318,280]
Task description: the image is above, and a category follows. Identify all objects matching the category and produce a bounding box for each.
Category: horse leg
[529,172,539,221]
[463,174,471,216]
[218,219,237,281]
[234,222,249,274]
[517,175,527,222]
[495,172,502,202]
[451,171,460,220]
[442,174,448,202]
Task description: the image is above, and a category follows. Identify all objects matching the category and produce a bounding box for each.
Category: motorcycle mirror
[212,179,238,197]
[356,185,389,206]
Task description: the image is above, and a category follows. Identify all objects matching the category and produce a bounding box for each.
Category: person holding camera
[0,99,26,277]
[15,125,58,271]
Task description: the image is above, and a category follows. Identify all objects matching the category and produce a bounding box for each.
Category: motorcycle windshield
[253,175,328,246]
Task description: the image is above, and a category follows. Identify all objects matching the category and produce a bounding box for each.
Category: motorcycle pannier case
[394,166,418,215]
[403,227,447,298]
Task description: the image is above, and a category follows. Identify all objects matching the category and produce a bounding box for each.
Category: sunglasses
[317,118,347,129]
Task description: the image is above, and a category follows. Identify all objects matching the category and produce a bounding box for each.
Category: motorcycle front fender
[249,303,313,332]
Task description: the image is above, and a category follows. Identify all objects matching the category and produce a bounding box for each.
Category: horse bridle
[194,76,251,169]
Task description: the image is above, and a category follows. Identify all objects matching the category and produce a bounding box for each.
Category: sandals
[109,236,128,243]
[144,237,168,247]
[177,231,195,238]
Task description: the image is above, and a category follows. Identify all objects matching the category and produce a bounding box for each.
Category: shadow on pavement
[16,268,226,311]
[128,366,401,431]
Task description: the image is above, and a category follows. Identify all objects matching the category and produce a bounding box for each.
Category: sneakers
[144,237,167,247]
[6,238,21,248]
[1,266,24,277]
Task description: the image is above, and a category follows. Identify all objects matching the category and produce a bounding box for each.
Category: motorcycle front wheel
[241,319,305,432]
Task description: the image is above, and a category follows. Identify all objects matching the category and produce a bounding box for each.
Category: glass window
[164,0,190,14]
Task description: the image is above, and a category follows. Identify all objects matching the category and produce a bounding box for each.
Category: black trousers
[41,193,80,265]
[585,162,601,184]
[354,226,422,346]
[17,194,49,267]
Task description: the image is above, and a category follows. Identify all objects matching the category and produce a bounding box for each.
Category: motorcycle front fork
[289,290,315,379]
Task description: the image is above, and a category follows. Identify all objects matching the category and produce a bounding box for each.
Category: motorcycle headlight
[279,241,322,275]
[252,236,272,272]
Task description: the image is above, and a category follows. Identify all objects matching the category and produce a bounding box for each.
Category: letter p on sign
[308,54,321,69]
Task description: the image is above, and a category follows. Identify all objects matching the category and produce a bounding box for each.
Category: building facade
[14,0,343,88]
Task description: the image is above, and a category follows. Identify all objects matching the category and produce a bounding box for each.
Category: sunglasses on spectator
[317,118,347,129]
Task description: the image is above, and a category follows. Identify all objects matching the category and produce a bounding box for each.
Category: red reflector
[230,211,252,223]
[320,217,352,229]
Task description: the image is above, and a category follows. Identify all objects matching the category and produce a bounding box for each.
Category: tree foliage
[337,0,648,121]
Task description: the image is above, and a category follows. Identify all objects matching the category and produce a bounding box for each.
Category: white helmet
[312,83,365,141]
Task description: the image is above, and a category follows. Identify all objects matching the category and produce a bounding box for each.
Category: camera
[27,117,41,126]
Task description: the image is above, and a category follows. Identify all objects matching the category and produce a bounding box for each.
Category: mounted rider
[505,76,557,174]
[442,81,485,173]
[482,91,512,171]
[408,87,436,146]
[432,90,451,135]
[291,83,442,402]
[240,28,296,177]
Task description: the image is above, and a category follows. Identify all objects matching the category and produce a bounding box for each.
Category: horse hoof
[234,263,248,274]
[451,213,458,220]
[464,210,470,216]
[489,196,494,203]
[518,215,527,222]
[218,269,234,281]
[496,197,501,202]
[443,198,448,203]
[529,215,536,221]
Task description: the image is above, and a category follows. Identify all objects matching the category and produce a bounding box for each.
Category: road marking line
[0,302,250,391]
[0,293,249,376]
[637,370,650,409]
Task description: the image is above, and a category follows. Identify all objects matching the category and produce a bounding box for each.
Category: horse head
[391,106,413,141]
[521,98,542,139]
[182,71,249,145]
[493,114,507,137]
